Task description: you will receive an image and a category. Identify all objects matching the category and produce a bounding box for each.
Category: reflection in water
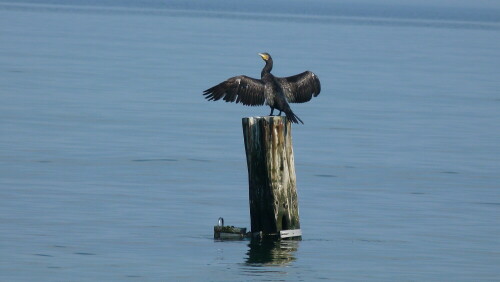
[246,239,299,266]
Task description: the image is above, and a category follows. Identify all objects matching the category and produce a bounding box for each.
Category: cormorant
[203,53,321,124]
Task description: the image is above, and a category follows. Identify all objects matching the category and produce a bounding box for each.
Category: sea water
[1,1,499,280]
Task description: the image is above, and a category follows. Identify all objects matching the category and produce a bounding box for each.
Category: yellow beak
[258,53,269,61]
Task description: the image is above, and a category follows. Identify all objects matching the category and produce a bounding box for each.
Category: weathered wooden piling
[242,116,301,238]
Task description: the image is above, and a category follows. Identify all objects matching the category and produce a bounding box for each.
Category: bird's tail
[285,109,304,124]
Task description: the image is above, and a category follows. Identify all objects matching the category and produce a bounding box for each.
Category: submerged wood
[214,226,247,239]
[242,116,301,237]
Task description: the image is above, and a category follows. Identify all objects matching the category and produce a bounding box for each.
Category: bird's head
[258,52,271,61]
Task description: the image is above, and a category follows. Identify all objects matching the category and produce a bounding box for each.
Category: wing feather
[203,75,265,106]
[277,71,321,103]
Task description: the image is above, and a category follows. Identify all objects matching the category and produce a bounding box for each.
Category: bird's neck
[261,59,273,78]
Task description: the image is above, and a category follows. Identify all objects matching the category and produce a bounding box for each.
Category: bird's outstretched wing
[203,75,265,106]
[277,71,321,103]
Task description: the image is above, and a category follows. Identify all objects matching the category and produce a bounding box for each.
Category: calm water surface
[1,1,499,281]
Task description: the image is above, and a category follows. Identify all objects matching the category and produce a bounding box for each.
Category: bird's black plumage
[203,53,321,124]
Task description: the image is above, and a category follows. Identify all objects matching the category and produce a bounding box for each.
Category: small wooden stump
[214,225,247,240]
[242,116,301,238]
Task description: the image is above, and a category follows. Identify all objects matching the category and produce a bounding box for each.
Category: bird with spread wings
[203,53,321,124]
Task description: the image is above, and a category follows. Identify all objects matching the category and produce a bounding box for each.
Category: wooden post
[242,116,301,238]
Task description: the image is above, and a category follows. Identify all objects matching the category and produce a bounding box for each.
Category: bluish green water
[1,1,499,281]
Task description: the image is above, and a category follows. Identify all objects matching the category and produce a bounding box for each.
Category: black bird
[203,53,321,124]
